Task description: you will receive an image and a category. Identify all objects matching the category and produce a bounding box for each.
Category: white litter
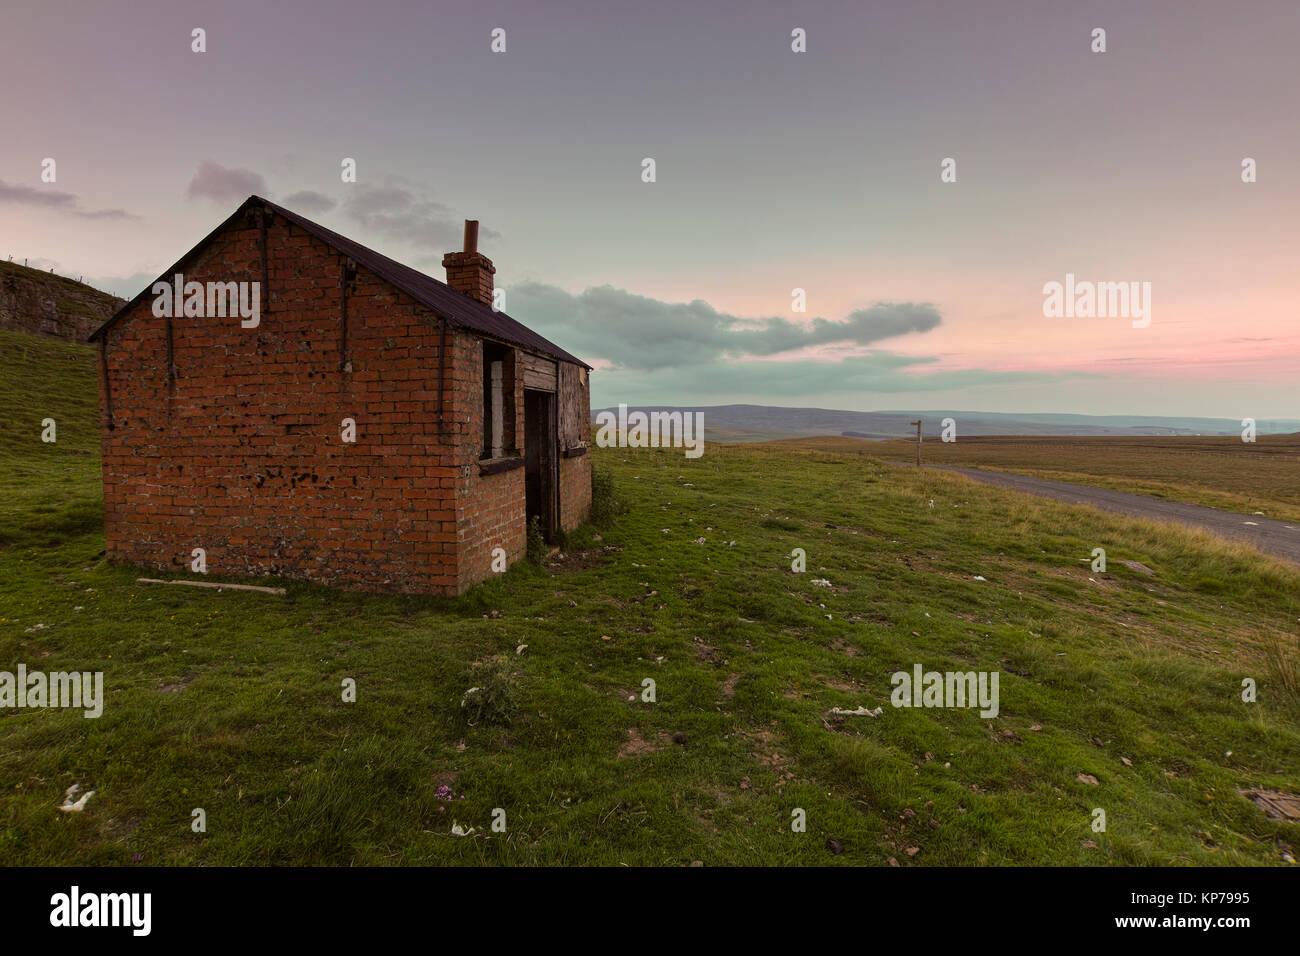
[829,706,883,718]
[58,784,95,813]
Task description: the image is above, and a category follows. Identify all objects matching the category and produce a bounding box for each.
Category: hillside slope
[0,259,122,343]
[0,329,101,547]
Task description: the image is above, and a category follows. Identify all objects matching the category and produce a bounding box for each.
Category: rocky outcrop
[0,260,123,343]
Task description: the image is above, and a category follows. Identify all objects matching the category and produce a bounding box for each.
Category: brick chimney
[442,220,495,305]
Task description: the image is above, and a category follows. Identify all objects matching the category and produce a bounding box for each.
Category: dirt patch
[735,728,796,789]
[155,677,193,694]
[815,675,859,692]
[693,638,725,667]
[548,546,621,574]
[832,638,864,657]
[618,727,666,758]
[432,769,459,789]
[809,580,852,594]
[721,673,740,697]
[849,613,893,627]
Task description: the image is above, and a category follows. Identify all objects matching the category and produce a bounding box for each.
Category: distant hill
[0,259,122,344]
[592,404,1300,442]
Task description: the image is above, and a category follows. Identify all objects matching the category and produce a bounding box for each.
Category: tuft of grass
[588,464,625,529]
[525,515,546,564]
[1264,634,1300,707]
[460,656,521,727]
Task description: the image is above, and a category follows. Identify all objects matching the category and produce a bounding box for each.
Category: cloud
[501,280,1039,405]
[185,161,268,204]
[280,190,337,215]
[594,353,1046,404]
[0,180,136,219]
[341,182,497,253]
[507,281,942,371]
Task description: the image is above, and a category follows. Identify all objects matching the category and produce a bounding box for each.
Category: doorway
[523,389,556,540]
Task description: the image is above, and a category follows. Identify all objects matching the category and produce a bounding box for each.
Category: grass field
[1,330,1298,866]
[857,433,1300,525]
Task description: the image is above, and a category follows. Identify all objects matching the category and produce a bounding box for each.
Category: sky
[1,0,1297,418]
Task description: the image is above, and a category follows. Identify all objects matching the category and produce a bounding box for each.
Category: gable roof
[88,195,590,369]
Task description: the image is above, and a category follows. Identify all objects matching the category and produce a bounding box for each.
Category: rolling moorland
[1,328,1298,865]
[595,404,1300,443]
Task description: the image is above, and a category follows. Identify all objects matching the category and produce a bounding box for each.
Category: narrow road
[923,464,1300,564]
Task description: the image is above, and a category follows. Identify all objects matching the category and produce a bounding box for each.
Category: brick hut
[88,196,592,595]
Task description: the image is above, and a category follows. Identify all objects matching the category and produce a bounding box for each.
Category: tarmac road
[925,464,1300,565]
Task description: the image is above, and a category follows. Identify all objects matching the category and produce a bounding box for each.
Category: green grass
[1,332,1298,865]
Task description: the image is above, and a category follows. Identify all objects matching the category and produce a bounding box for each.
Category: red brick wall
[97,212,461,593]
[441,251,495,305]
[450,334,592,588]
[97,206,592,595]
[558,454,591,532]
[450,331,527,592]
